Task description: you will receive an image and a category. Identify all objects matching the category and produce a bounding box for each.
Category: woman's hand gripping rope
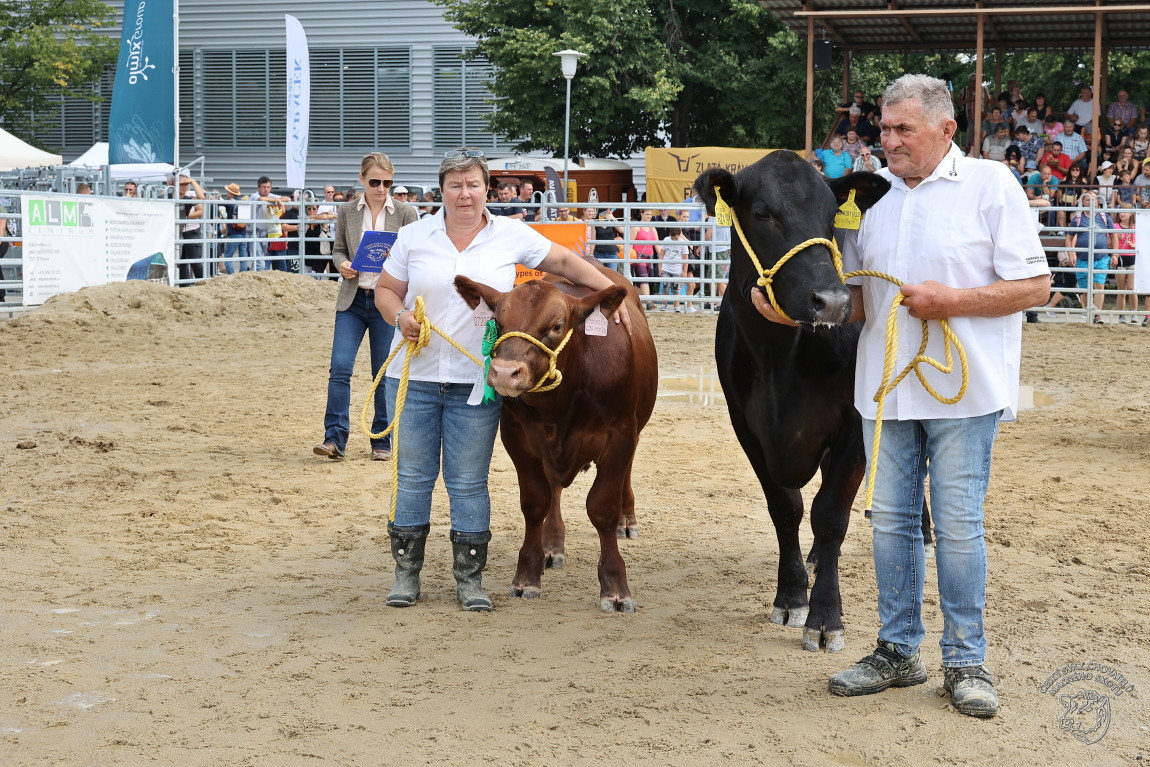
[360,296,487,525]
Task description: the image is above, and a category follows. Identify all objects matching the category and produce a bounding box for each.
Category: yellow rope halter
[718,189,969,516]
[360,296,574,524]
[489,327,575,394]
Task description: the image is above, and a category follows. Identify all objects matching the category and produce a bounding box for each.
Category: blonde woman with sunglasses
[314,152,419,463]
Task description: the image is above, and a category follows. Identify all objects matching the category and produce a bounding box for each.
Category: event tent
[0,127,62,170]
[68,142,174,182]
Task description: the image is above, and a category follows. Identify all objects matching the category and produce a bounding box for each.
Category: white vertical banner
[285,14,310,189]
[1135,211,1150,294]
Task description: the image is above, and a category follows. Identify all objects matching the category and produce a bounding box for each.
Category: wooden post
[1089,8,1102,181]
[973,9,985,154]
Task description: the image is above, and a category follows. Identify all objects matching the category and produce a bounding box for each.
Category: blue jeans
[323,289,394,452]
[223,234,248,273]
[384,377,502,534]
[863,411,1002,667]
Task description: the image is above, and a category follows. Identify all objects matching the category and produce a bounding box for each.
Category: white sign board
[1135,211,1150,295]
[20,194,176,305]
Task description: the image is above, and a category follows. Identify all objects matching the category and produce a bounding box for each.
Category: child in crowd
[658,228,689,312]
[1115,168,1135,205]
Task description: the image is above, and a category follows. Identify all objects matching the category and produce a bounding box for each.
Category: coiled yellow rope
[360,296,574,523]
[724,197,968,515]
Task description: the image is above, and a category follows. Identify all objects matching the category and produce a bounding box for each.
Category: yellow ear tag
[714,189,733,227]
[834,188,862,230]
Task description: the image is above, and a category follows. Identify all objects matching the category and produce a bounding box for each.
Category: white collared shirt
[356,195,396,290]
[382,208,552,384]
[841,143,1049,422]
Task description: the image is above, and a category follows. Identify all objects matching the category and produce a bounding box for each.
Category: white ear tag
[473,300,493,327]
[584,305,609,336]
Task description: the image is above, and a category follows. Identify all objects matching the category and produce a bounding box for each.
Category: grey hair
[882,74,955,125]
[438,149,490,188]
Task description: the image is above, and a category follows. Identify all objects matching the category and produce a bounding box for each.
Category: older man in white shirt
[752,74,1049,718]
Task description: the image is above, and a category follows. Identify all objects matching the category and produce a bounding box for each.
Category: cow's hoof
[600,596,635,613]
[545,553,565,569]
[509,585,542,599]
[802,627,846,653]
[770,605,808,628]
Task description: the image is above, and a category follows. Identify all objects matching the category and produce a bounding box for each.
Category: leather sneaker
[943,665,999,718]
[828,642,928,697]
[313,442,344,459]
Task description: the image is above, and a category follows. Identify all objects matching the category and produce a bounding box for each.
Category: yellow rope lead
[489,328,574,394]
[360,297,574,524]
[361,296,484,524]
[721,191,969,517]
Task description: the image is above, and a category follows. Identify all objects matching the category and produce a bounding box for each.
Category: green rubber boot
[386,524,429,607]
[451,530,493,612]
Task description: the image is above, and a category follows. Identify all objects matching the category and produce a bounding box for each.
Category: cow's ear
[826,172,891,214]
[454,275,505,311]
[571,285,628,325]
[694,168,737,216]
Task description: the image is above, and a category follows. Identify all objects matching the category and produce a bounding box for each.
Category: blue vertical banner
[108,0,175,164]
[285,14,310,189]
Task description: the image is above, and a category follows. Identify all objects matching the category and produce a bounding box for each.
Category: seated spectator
[1011,125,1045,170]
[980,107,1005,146]
[982,122,1013,161]
[821,135,853,179]
[1016,106,1043,136]
[1129,124,1149,163]
[995,92,1015,125]
[1059,121,1090,168]
[853,146,882,173]
[1003,145,1025,184]
[1033,93,1053,122]
[1134,158,1150,208]
[1096,160,1118,207]
[1036,141,1073,181]
[1115,168,1135,206]
[1066,86,1095,135]
[1115,145,1138,177]
[837,90,875,120]
[810,157,825,176]
[1107,89,1138,127]
[841,128,867,162]
[1103,117,1130,155]
[1057,163,1087,226]
[835,106,877,142]
[1042,114,1064,142]
[1025,163,1060,210]
[870,94,883,126]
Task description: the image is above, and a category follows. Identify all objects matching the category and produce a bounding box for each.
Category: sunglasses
[366,178,393,188]
[444,149,485,159]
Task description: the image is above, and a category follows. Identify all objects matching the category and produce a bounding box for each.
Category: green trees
[0,0,118,143]
[437,0,829,158]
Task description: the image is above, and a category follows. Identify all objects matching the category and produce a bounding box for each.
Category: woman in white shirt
[373,149,631,611]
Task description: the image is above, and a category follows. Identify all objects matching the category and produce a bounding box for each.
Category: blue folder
[350,230,398,273]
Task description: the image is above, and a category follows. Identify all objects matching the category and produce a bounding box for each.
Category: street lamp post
[553,49,586,203]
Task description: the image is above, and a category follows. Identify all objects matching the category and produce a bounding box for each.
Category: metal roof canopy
[761,1,1150,176]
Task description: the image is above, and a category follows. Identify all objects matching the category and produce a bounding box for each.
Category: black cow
[695,152,891,653]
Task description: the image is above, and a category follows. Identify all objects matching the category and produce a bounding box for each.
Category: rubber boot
[386,524,430,607]
[451,530,493,611]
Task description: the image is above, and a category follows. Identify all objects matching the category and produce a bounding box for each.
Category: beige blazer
[333,200,419,311]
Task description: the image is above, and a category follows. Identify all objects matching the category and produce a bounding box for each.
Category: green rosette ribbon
[481,318,498,404]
